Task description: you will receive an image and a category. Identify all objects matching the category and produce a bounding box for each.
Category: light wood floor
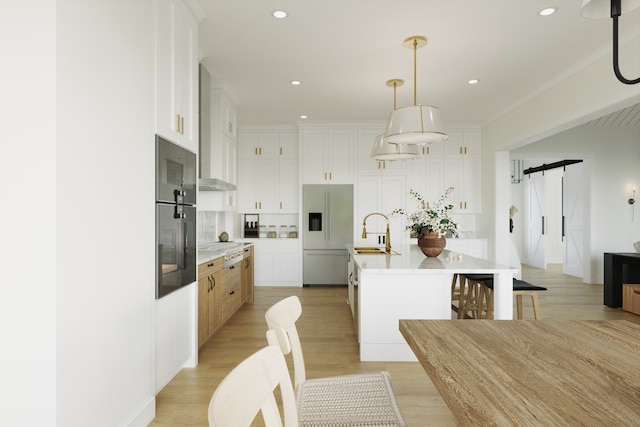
[150,264,640,426]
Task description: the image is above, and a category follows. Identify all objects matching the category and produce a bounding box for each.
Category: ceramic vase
[417,229,446,257]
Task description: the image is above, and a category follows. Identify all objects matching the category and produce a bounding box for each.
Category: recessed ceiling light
[299,115,308,119]
[539,7,557,16]
[290,80,301,86]
[273,10,287,19]
[468,79,479,85]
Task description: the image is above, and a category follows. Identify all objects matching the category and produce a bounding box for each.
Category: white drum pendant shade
[384,104,448,145]
[370,134,419,160]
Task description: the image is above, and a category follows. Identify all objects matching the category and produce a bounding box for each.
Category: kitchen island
[347,244,517,361]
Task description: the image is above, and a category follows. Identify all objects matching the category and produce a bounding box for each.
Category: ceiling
[197,0,640,129]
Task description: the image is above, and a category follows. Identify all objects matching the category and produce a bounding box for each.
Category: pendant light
[370,79,420,161]
[383,35,447,145]
[581,0,640,85]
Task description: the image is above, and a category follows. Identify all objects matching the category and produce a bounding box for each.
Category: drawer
[198,257,224,279]
[622,284,640,315]
[222,279,241,319]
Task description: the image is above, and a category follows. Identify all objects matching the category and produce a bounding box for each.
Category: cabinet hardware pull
[464,146,467,155]
[230,290,235,295]
[180,116,184,134]
[207,262,214,267]
[280,201,283,209]
[426,147,430,155]
[176,114,180,132]
[259,147,262,155]
[329,172,332,180]
[255,147,258,155]
[230,265,235,269]
[280,147,283,155]
[459,146,463,155]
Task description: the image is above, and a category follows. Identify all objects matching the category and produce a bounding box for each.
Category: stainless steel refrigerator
[303,184,353,285]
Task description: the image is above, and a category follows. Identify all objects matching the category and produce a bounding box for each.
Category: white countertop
[348,244,516,274]
[197,241,253,264]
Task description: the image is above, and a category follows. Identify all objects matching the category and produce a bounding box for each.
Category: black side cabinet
[604,253,640,307]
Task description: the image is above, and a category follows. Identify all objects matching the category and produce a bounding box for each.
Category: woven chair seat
[296,371,406,427]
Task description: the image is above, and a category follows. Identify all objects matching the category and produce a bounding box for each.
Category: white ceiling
[197,0,640,128]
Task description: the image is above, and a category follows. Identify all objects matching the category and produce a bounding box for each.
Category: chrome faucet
[361,212,391,253]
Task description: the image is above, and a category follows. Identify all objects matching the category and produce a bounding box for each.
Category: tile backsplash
[198,211,220,243]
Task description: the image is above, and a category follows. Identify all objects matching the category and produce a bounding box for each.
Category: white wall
[481,36,640,272]
[57,1,156,426]
[511,125,640,283]
[1,1,56,425]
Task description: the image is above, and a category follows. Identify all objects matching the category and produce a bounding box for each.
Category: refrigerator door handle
[325,190,330,242]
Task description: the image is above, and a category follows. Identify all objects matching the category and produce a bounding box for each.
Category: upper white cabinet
[301,128,354,183]
[355,128,406,175]
[237,131,299,213]
[443,132,481,213]
[355,174,407,249]
[210,89,238,185]
[155,0,198,152]
[405,131,481,214]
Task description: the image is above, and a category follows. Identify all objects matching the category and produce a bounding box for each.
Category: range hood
[199,178,236,191]
[199,64,236,192]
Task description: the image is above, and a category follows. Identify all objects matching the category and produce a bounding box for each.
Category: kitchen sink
[353,246,400,255]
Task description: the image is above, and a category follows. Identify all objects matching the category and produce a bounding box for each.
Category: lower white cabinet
[445,238,488,259]
[252,239,301,286]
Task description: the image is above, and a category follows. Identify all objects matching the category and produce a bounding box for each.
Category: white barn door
[562,163,584,278]
[525,172,546,269]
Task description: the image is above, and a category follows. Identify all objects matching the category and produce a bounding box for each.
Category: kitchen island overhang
[348,245,518,362]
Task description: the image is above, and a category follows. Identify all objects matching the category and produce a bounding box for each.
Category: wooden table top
[399,319,640,426]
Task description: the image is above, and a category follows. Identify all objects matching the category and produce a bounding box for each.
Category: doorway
[516,160,585,279]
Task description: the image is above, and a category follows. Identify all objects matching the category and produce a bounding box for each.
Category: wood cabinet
[237,131,299,213]
[155,0,198,152]
[241,245,254,303]
[198,245,255,348]
[222,261,242,321]
[355,127,406,174]
[301,128,354,183]
[197,256,223,348]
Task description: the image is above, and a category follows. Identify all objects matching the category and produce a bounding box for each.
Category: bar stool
[451,274,462,315]
[458,274,494,319]
[480,279,548,320]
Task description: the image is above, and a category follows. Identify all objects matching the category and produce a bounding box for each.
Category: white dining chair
[207,344,298,427]
[265,295,406,427]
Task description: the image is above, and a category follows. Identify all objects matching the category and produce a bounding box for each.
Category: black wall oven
[156,135,196,299]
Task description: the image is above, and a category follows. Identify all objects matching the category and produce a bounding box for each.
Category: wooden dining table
[399,319,640,426]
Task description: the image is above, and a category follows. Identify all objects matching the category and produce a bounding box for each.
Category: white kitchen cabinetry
[405,131,481,214]
[252,239,300,286]
[445,238,488,259]
[355,175,407,250]
[355,127,406,174]
[301,128,354,183]
[211,89,238,184]
[237,131,299,213]
[155,0,198,152]
[443,131,481,213]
